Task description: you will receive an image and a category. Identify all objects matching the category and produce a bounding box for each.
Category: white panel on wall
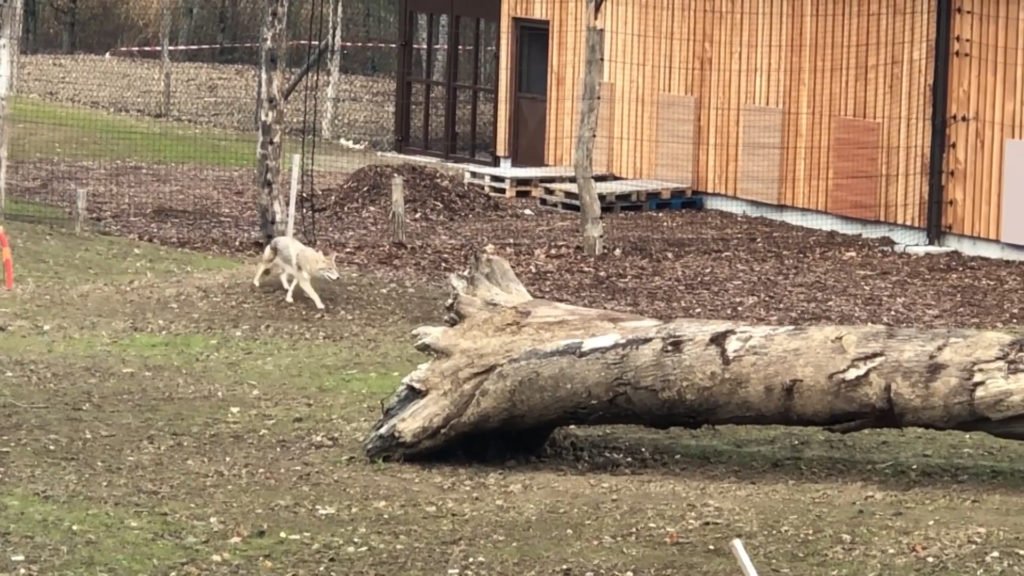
[1002,139,1024,246]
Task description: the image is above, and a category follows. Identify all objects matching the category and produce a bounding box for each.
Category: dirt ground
[3,162,1024,574]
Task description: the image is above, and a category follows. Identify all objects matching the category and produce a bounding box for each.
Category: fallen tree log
[363,253,1024,461]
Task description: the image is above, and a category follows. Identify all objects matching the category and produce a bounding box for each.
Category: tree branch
[282,36,331,103]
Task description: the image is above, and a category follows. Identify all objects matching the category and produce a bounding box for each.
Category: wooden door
[511,21,549,167]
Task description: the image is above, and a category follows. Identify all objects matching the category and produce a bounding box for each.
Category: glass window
[517,27,549,96]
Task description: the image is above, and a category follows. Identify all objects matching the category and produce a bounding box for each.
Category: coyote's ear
[330,252,338,265]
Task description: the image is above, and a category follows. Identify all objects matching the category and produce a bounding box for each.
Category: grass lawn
[8,97,358,169]
[1,198,67,222]
[2,221,1024,575]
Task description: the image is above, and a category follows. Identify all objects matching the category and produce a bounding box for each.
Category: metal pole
[925,0,954,245]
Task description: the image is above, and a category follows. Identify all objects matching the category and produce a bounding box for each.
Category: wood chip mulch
[10,160,1024,330]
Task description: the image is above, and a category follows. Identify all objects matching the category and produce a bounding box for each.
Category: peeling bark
[321,0,344,140]
[363,253,1024,462]
[256,0,289,242]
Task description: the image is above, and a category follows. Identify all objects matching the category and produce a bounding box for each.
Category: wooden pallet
[464,165,612,198]
[538,194,704,214]
[537,179,696,212]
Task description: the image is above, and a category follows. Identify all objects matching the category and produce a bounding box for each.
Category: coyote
[252,236,340,310]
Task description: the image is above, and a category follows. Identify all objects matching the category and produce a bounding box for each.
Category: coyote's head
[312,250,340,281]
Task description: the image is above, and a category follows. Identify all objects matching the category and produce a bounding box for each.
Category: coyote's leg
[253,261,269,287]
[296,275,325,310]
[285,276,299,303]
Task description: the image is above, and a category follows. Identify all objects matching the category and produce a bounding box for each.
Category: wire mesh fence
[0,0,1020,254]
[4,0,401,252]
[528,1,938,239]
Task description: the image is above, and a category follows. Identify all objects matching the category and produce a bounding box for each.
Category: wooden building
[395,0,1024,247]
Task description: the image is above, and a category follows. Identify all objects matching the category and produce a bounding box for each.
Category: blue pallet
[646,195,705,211]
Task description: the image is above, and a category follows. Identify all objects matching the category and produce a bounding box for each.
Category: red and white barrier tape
[105,40,495,57]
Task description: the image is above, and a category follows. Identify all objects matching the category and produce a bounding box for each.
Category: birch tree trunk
[256,0,290,242]
[0,0,22,218]
[159,0,173,118]
[321,0,344,141]
[363,253,1024,462]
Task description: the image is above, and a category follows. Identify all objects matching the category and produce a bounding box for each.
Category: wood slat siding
[737,105,784,204]
[496,0,937,231]
[653,94,697,185]
[829,117,884,220]
[944,0,1023,241]
[594,82,615,173]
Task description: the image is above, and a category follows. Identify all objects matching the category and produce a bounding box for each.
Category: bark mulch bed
[315,162,512,221]
[9,160,1024,330]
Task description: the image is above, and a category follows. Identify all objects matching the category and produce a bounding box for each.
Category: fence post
[0,225,12,290]
[390,175,406,245]
[0,0,23,221]
[926,0,954,245]
[729,539,760,576]
[73,188,87,235]
[286,153,301,238]
[389,174,405,242]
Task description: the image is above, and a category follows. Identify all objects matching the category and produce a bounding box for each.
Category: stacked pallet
[538,179,700,213]
[461,164,701,213]
[464,165,612,198]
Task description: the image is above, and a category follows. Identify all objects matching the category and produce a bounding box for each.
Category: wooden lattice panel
[593,82,615,174]
[737,105,784,204]
[1002,139,1024,246]
[653,94,697,186]
[829,117,882,221]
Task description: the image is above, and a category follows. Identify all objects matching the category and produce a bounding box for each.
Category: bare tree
[215,0,230,59]
[256,0,290,242]
[574,0,605,256]
[48,0,78,53]
[160,0,173,117]
[321,0,343,140]
[21,0,37,53]
[176,0,199,48]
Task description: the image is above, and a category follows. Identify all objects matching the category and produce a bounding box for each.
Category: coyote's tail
[260,237,279,264]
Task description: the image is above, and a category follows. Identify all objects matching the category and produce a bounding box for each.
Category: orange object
[0,226,12,290]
